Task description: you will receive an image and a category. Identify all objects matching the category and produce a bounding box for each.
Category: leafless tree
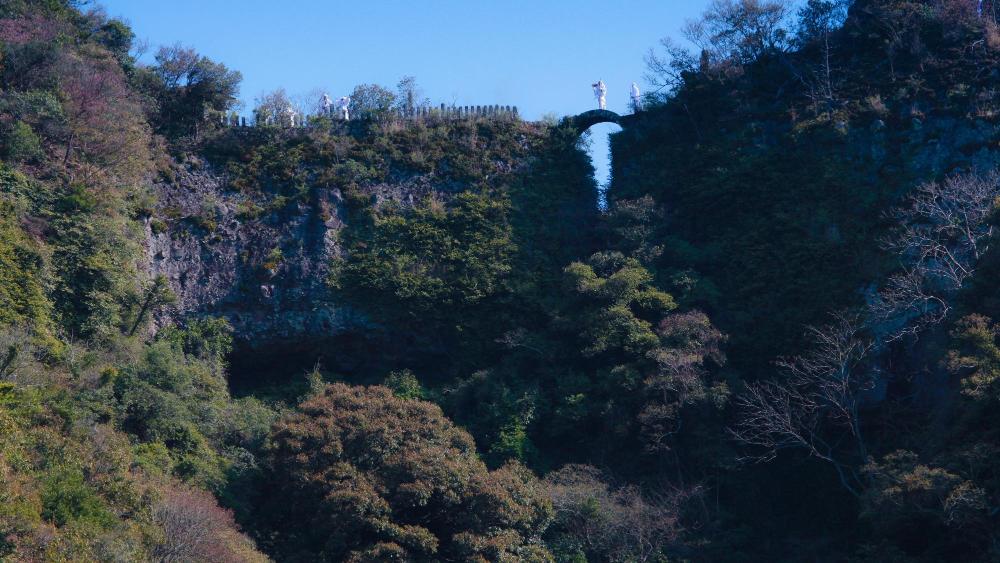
[731,313,874,496]
[0,326,44,385]
[733,173,1000,498]
[874,170,1000,336]
[646,0,792,94]
[644,38,698,93]
[394,76,429,115]
[152,485,262,563]
[545,464,693,563]
[293,87,329,118]
[793,1,850,115]
[253,88,292,125]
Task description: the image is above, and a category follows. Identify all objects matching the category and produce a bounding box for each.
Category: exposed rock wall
[144,163,363,347]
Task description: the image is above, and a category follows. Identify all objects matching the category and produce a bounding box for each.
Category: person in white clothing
[337,96,351,120]
[630,82,642,112]
[592,80,607,110]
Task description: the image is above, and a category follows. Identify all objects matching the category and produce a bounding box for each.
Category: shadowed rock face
[141,121,584,375]
[145,162,366,349]
[142,154,532,353]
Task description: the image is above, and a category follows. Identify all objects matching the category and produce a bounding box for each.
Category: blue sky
[98,0,712,186]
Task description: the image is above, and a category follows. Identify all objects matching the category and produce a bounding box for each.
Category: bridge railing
[217,104,519,128]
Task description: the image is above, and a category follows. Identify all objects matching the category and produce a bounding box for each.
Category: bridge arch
[566,109,636,132]
[567,111,630,209]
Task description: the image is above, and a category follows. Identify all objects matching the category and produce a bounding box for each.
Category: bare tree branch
[731,313,873,496]
[873,170,1000,338]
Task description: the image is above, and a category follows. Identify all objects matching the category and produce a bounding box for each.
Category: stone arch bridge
[565,109,638,131]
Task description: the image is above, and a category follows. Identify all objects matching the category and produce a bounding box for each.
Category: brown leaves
[152,484,266,563]
[57,50,151,184]
[265,383,553,561]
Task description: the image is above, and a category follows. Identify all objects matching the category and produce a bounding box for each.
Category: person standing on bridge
[592,80,607,110]
[630,82,642,112]
[337,96,351,120]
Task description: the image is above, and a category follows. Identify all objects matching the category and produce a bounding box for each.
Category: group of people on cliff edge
[320,93,352,120]
[592,80,643,112]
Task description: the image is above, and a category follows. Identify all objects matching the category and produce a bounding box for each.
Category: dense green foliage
[0,3,272,560]
[0,197,50,331]
[605,0,1000,559]
[9,0,1000,561]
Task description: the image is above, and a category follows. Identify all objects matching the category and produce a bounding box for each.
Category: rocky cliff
[144,161,362,349]
[141,119,557,359]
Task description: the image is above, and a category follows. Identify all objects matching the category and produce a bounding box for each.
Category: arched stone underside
[567,109,636,132]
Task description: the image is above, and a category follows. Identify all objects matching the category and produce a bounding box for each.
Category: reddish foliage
[56,51,150,180]
[152,485,261,563]
[0,15,66,44]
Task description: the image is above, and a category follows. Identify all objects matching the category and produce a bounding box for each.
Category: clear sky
[97,0,712,188]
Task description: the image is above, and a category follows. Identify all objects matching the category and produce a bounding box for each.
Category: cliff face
[144,162,361,348]
[143,163,465,348]
[142,120,560,356]
[608,58,1000,379]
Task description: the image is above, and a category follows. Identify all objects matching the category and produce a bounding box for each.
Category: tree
[0,202,52,332]
[796,0,849,44]
[544,464,690,562]
[860,451,990,556]
[57,51,151,182]
[0,326,43,384]
[151,44,242,136]
[644,37,699,93]
[128,274,175,336]
[946,314,1000,400]
[2,122,43,163]
[732,313,874,496]
[348,83,395,120]
[152,485,268,563]
[875,170,1000,336]
[253,88,292,126]
[561,252,677,358]
[683,0,792,67]
[262,383,553,562]
[486,253,726,463]
[394,75,429,115]
[94,18,134,64]
[639,311,729,452]
[794,0,850,113]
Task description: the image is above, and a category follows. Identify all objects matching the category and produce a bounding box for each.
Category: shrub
[40,465,115,528]
[3,121,43,162]
[262,383,553,561]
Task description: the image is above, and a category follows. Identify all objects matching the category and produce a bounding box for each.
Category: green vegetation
[0,198,51,331]
[259,383,553,561]
[8,0,1000,561]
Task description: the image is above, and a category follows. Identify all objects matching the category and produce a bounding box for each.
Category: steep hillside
[611,0,1000,378]
[11,0,1000,561]
[603,1,1000,559]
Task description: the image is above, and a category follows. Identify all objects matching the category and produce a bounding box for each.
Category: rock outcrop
[144,161,363,348]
